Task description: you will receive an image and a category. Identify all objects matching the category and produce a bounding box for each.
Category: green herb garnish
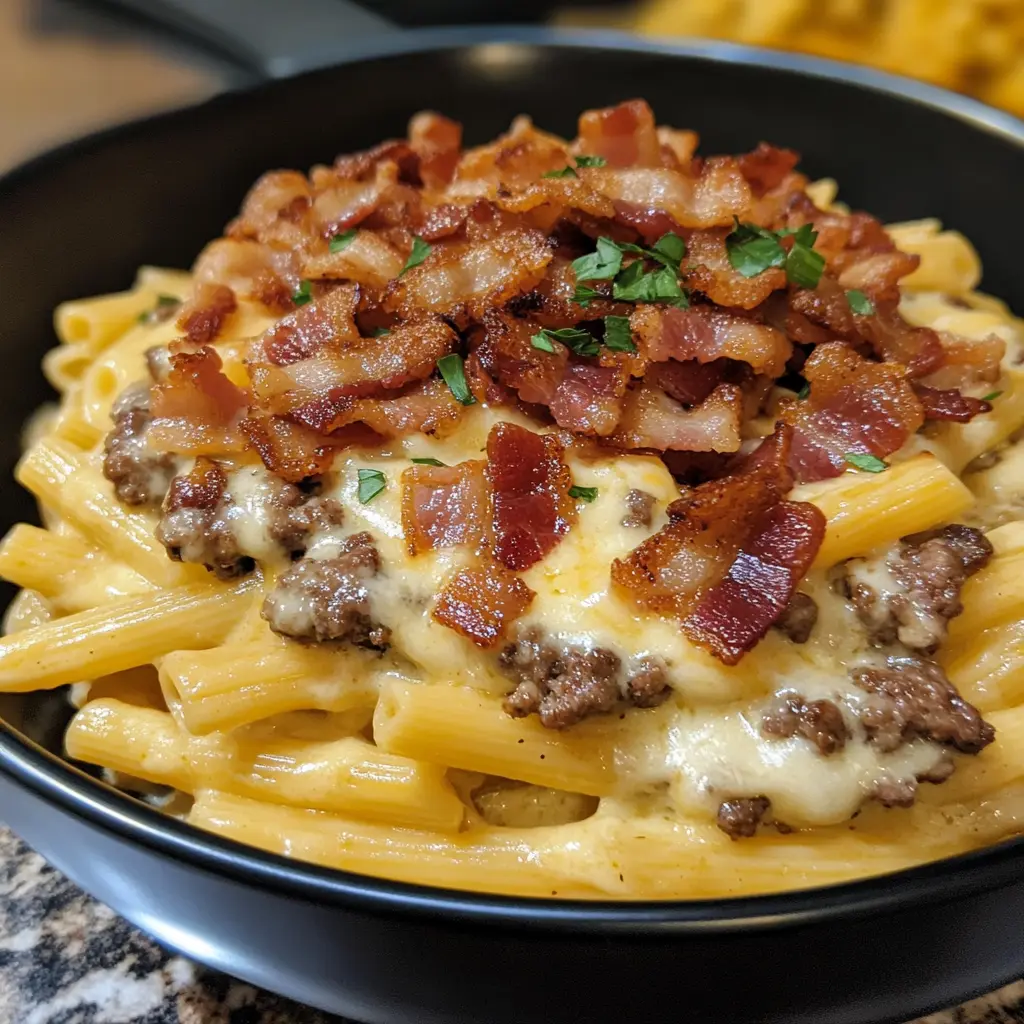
[982,391,1003,402]
[399,236,432,276]
[542,166,578,179]
[357,468,387,504]
[571,237,623,284]
[796,381,811,400]
[571,283,604,308]
[292,280,313,307]
[532,327,601,357]
[370,327,391,338]
[786,227,826,289]
[329,228,358,253]
[603,315,636,353]
[568,485,599,502]
[411,457,446,467]
[137,294,180,323]
[437,353,475,405]
[613,262,688,306]
[574,155,607,168]
[726,219,825,289]
[531,332,557,353]
[844,453,888,473]
[846,289,875,316]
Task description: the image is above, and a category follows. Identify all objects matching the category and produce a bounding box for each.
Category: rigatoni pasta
[2,99,1023,899]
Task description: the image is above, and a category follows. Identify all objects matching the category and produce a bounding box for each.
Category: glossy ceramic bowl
[2,30,1024,1024]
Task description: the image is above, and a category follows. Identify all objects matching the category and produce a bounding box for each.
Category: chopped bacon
[589,157,752,235]
[577,100,662,169]
[330,140,418,183]
[631,304,791,377]
[383,229,553,321]
[645,358,729,406]
[311,161,400,237]
[913,384,992,423]
[241,415,360,482]
[838,251,920,305]
[548,359,629,436]
[149,346,247,454]
[478,310,567,405]
[494,177,616,221]
[432,563,536,648]
[256,284,360,368]
[176,283,238,346]
[657,127,699,170]
[683,500,825,664]
[408,111,462,191]
[227,170,314,249]
[465,351,516,407]
[524,257,630,328]
[608,383,743,453]
[301,231,404,289]
[164,457,226,512]
[417,203,469,242]
[736,143,800,197]
[785,342,925,483]
[401,459,490,555]
[613,426,824,662]
[920,332,1005,390]
[192,238,301,312]
[684,230,787,310]
[487,423,575,571]
[453,116,571,192]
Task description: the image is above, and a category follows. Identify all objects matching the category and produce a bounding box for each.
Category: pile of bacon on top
[140,99,1002,668]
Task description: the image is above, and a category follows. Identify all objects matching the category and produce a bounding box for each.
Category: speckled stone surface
[2,824,1023,1024]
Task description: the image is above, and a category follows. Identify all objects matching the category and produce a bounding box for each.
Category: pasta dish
[2,100,1023,899]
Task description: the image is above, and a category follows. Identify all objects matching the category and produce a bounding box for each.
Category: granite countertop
[1,823,1023,1024]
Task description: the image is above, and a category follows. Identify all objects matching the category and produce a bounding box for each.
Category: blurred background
[2,0,1022,172]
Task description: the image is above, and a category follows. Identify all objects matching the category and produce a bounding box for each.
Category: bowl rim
[2,25,1024,934]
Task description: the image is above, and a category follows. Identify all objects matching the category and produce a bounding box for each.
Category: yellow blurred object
[562,0,1024,118]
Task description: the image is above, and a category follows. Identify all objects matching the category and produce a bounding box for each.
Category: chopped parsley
[846,289,875,316]
[542,165,578,179]
[357,468,387,504]
[571,237,624,284]
[796,381,811,400]
[531,327,600,357]
[437,353,476,405]
[292,280,313,307]
[726,219,825,289]
[603,315,636,353]
[844,452,888,473]
[571,283,604,308]
[329,228,357,253]
[568,485,599,502]
[399,236,431,276]
[613,262,688,306]
[571,234,689,309]
[137,294,180,323]
[574,154,607,168]
[370,327,391,338]
[982,391,1003,402]
[411,457,446,466]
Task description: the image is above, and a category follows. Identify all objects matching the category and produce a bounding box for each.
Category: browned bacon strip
[608,383,743,453]
[408,111,462,190]
[577,99,662,168]
[736,143,800,196]
[241,415,361,482]
[785,343,925,483]
[401,460,490,555]
[684,230,786,310]
[432,563,536,648]
[487,423,575,571]
[631,304,791,377]
[548,359,629,436]
[913,384,992,423]
[149,346,248,455]
[177,283,238,346]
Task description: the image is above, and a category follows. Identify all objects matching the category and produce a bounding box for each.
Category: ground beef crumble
[621,488,656,529]
[851,655,995,755]
[261,531,390,647]
[717,796,771,839]
[772,592,818,643]
[500,626,670,728]
[761,693,848,755]
[844,524,992,652]
[873,757,955,808]
[101,382,178,507]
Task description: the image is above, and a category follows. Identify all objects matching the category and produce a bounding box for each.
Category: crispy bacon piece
[785,342,925,483]
[418,203,469,242]
[657,127,699,170]
[149,346,248,454]
[588,158,752,234]
[478,310,567,405]
[737,143,800,196]
[683,500,826,664]
[577,99,662,169]
[227,170,314,249]
[241,415,359,482]
[913,384,992,423]
[921,332,1005,390]
[645,358,729,406]
[487,423,575,571]
[301,231,404,289]
[309,160,402,237]
[684,230,786,310]
[432,563,536,648]
[329,140,417,183]
[465,351,516,407]
[524,257,631,329]
[548,359,629,436]
[494,177,616,222]
[608,383,743,453]
[401,459,490,555]
[321,378,463,439]
[613,426,824,663]
[408,111,462,191]
[453,116,571,193]
[837,251,920,305]
[176,283,238,346]
[192,238,301,312]
[384,230,553,322]
[164,456,226,512]
[631,304,791,377]
[258,284,360,368]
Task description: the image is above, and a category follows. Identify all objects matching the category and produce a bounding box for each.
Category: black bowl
[2,30,1024,1024]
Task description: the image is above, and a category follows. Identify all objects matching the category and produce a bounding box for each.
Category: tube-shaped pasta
[949,550,1024,640]
[67,700,465,832]
[55,288,161,352]
[886,220,981,294]
[805,454,974,567]
[0,524,93,597]
[943,618,1024,713]
[373,680,617,796]
[159,641,383,735]
[0,578,258,692]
